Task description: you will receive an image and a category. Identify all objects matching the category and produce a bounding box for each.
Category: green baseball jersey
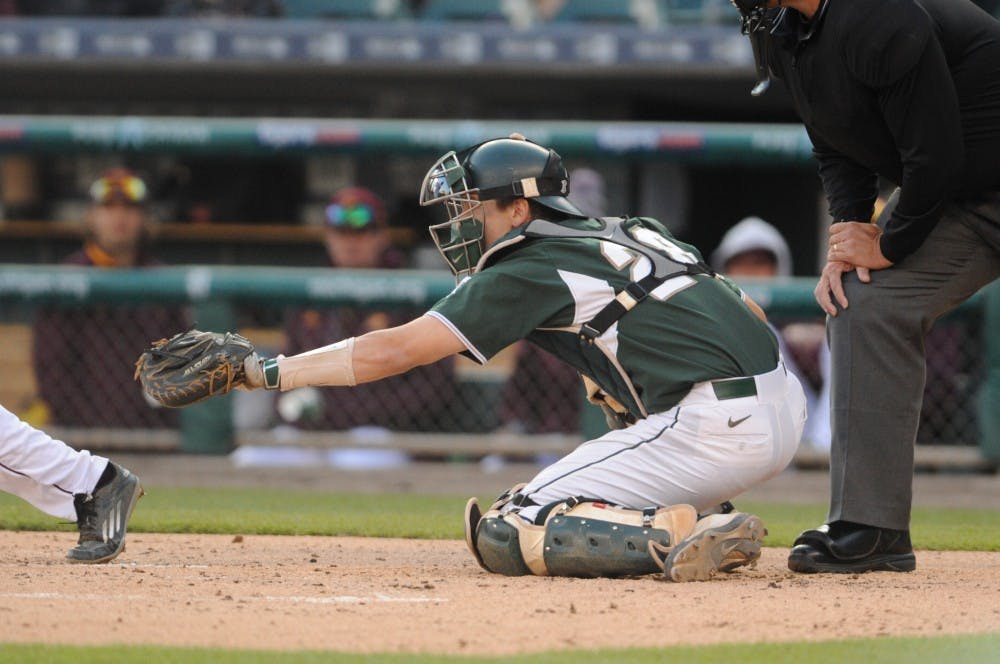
[429,216,778,417]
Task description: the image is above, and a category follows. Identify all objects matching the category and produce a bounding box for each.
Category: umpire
[730,0,1000,573]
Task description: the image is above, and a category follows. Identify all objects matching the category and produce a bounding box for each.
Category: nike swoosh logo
[728,415,751,428]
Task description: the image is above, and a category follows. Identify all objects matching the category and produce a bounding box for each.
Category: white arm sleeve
[276,337,356,391]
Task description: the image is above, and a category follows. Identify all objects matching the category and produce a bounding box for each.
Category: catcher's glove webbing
[135,330,256,408]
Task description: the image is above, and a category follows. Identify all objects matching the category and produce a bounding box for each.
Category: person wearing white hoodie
[712,217,831,452]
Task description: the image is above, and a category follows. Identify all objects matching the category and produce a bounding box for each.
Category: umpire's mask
[730,0,778,96]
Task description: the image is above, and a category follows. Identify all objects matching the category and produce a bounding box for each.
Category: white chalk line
[265,593,448,604]
[0,563,210,569]
[0,591,448,605]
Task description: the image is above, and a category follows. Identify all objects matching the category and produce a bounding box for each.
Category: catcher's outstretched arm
[354,314,464,382]
[270,315,464,391]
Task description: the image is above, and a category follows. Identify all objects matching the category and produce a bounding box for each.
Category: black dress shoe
[787,521,916,574]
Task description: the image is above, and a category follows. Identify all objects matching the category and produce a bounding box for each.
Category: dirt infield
[0,532,998,654]
[2,460,997,654]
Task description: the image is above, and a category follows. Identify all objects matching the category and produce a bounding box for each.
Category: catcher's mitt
[135,330,256,408]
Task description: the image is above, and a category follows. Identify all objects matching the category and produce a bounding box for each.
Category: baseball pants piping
[509,362,807,522]
[0,404,107,520]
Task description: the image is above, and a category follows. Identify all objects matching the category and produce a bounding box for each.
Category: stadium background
[0,0,997,466]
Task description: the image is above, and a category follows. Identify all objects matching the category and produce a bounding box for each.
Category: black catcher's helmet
[420,135,585,279]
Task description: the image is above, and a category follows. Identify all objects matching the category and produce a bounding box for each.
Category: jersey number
[599,228,700,301]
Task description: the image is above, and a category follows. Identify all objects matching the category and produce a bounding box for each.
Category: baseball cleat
[662,512,766,582]
[67,462,144,564]
[787,522,915,574]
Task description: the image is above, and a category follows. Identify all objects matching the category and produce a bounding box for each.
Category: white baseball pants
[511,362,807,521]
[0,404,107,520]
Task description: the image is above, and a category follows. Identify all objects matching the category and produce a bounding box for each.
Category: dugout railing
[0,264,996,468]
[0,115,813,162]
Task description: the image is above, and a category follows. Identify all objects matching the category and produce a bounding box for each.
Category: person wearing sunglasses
[321,186,397,270]
[31,168,188,429]
[279,186,459,433]
[83,167,151,267]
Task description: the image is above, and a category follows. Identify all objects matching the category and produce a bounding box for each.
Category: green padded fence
[0,265,994,456]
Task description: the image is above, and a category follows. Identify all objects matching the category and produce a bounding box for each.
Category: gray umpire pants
[827,191,1000,531]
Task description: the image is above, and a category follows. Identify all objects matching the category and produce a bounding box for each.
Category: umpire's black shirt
[766,0,1000,262]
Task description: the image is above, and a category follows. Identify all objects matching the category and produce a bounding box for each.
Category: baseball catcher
[138,135,807,581]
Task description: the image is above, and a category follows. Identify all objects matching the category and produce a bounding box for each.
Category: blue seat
[660,0,736,25]
[282,0,411,20]
[420,0,535,25]
[551,0,663,27]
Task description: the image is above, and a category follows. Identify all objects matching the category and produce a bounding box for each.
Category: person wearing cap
[713,216,831,452]
[711,216,793,280]
[31,168,187,428]
[280,186,458,431]
[235,137,807,581]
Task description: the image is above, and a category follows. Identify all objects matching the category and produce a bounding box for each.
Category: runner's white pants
[511,362,807,522]
[0,404,107,520]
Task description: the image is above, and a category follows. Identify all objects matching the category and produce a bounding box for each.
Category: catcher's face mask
[420,150,487,281]
[730,0,775,96]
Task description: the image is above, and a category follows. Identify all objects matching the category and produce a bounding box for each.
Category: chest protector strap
[524,217,714,342]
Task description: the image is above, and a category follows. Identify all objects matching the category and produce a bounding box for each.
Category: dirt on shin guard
[543,515,669,577]
[475,515,534,576]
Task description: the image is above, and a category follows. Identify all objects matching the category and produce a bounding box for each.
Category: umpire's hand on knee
[815,260,860,316]
[828,222,892,271]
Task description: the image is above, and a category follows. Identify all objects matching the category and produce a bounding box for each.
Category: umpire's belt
[709,359,787,402]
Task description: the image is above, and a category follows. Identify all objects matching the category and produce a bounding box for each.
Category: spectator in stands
[282,186,458,431]
[32,168,187,429]
[500,167,608,435]
[534,0,567,21]
[712,216,831,451]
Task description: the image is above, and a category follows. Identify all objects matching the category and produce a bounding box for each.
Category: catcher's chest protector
[523,217,714,342]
